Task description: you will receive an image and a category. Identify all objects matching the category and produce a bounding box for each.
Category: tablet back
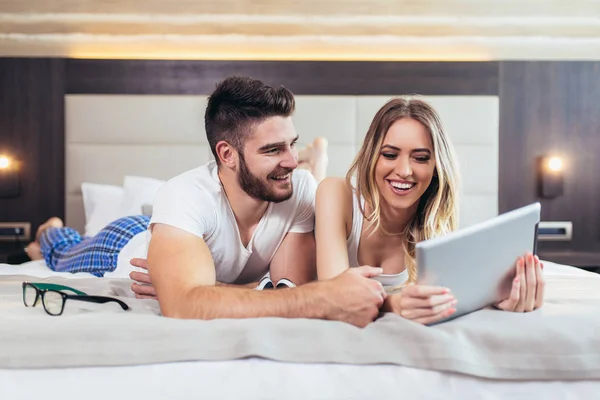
[416,202,541,323]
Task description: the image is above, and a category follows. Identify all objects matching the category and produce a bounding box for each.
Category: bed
[3,94,598,398]
[1,259,599,399]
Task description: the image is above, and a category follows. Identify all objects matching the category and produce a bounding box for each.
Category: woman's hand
[495,252,545,312]
[382,284,457,325]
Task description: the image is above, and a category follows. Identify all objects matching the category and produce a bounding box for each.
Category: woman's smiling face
[374,117,436,212]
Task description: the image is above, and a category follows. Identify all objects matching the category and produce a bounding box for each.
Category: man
[130,75,385,328]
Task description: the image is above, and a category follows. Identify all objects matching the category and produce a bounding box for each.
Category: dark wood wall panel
[66,60,499,95]
[0,58,65,236]
[499,61,600,266]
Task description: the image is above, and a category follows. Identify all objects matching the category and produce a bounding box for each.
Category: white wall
[3,1,600,60]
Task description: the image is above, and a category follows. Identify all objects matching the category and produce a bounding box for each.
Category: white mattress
[1,260,598,399]
[1,358,599,400]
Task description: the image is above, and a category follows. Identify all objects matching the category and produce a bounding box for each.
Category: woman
[315,97,544,325]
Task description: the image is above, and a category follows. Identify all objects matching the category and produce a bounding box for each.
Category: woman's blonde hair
[346,97,460,285]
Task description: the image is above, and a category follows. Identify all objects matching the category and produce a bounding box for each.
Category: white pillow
[119,176,166,216]
[81,183,126,237]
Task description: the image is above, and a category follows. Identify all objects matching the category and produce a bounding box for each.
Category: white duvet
[0,257,594,280]
[1,259,599,400]
[0,260,97,279]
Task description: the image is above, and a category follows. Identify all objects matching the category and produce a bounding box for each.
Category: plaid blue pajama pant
[39,215,150,277]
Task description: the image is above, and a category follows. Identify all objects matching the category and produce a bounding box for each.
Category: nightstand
[0,222,32,264]
[0,242,29,264]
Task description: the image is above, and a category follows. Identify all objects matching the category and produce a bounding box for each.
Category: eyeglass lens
[43,291,64,315]
[23,284,37,307]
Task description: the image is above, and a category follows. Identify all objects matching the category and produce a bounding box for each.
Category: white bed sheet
[1,358,598,400]
[2,257,594,279]
[0,260,96,279]
[1,260,598,399]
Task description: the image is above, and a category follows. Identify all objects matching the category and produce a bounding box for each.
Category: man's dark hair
[205,76,295,163]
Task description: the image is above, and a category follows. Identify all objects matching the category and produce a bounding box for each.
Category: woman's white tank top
[346,192,408,287]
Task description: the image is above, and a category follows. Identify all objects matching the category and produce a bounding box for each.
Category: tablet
[416,202,541,323]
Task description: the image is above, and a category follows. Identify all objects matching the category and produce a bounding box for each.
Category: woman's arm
[269,231,316,285]
[315,177,354,280]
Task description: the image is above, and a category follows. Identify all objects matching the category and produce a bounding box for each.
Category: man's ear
[215,141,239,169]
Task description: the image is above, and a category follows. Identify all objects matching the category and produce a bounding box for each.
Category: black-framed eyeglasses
[22,282,129,316]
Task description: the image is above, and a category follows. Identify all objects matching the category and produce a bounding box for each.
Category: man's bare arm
[216,281,258,289]
[269,231,316,285]
[149,223,329,320]
[130,261,256,298]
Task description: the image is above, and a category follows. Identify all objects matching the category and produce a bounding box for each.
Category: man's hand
[495,253,545,312]
[129,258,157,299]
[319,266,387,328]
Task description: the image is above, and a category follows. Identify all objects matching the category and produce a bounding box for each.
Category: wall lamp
[537,155,564,199]
[0,154,20,198]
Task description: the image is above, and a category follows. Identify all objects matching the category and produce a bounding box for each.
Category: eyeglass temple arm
[66,295,129,310]
[29,283,87,296]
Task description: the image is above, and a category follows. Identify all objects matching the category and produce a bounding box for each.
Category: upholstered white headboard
[65,95,498,233]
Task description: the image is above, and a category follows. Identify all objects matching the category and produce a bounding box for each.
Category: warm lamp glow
[0,155,10,170]
[546,156,563,172]
[538,155,565,199]
[0,154,19,198]
[63,37,493,61]
[68,50,492,62]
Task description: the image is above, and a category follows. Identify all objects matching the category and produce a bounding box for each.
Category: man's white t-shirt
[112,161,317,284]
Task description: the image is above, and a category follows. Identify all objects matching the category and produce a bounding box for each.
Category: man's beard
[237,154,294,203]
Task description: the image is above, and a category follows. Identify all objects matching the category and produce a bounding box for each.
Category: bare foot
[311,137,328,183]
[24,242,43,261]
[297,143,312,172]
[297,137,329,183]
[35,217,64,242]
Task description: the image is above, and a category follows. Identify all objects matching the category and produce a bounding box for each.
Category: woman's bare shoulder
[316,177,355,224]
[317,177,354,200]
